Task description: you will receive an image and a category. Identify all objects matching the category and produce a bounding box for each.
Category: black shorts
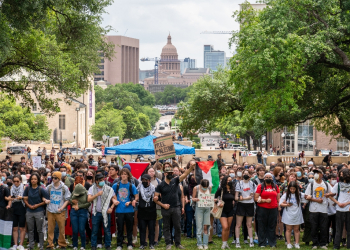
[236,202,255,217]
[13,213,26,228]
[221,209,235,218]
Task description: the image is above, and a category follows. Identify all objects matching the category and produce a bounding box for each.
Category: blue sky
[102,0,245,70]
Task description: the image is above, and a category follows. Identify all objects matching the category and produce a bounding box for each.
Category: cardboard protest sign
[32,156,42,169]
[198,193,215,207]
[153,135,175,160]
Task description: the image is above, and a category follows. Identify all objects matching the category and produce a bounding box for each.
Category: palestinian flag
[125,162,150,179]
[0,207,13,249]
[195,161,220,194]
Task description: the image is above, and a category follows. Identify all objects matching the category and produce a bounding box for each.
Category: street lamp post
[76,107,80,153]
[73,132,77,155]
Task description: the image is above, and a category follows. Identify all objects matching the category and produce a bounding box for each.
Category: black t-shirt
[0,185,10,208]
[297,177,308,185]
[138,193,156,220]
[215,187,235,214]
[155,176,180,208]
[183,185,190,200]
[23,186,49,213]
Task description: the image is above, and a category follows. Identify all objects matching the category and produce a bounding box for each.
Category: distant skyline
[102,0,245,70]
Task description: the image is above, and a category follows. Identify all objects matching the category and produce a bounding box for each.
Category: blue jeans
[216,219,222,237]
[28,152,31,160]
[185,203,196,237]
[263,158,267,166]
[71,209,88,248]
[195,207,211,246]
[91,212,111,247]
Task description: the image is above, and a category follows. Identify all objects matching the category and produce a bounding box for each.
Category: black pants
[161,207,181,246]
[116,213,134,247]
[327,214,336,244]
[255,206,259,236]
[334,211,350,249]
[302,204,312,243]
[309,212,328,247]
[139,218,156,246]
[257,207,278,247]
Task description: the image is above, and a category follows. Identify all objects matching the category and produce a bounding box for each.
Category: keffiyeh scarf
[339,182,350,192]
[92,184,114,227]
[138,183,155,207]
[11,183,25,206]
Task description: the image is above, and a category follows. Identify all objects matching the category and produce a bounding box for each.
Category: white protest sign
[32,156,42,169]
[198,193,215,207]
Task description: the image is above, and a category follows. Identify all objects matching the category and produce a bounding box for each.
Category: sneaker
[139,246,145,250]
[132,236,138,244]
[254,240,259,244]
[198,246,203,250]
[320,247,328,249]
[112,233,116,237]
[221,243,226,250]
[73,248,78,250]
[176,245,185,249]
[11,246,17,250]
[250,243,254,247]
[236,243,241,248]
[97,245,103,249]
[231,240,236,244]
[154,242,159,247]
[166,245,172,250]
[128,246,133,250]
[312,247,318,249]
[150,246,155,250]
[294,244,300,249]
[244,240,248,244]
[116,247,122,250]
[17,246,25,250]
[287,244,293,249]
[203,246,208,250]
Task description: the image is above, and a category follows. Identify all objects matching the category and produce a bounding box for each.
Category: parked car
[159,126,165,130]
[333,151,350,156]
[7,146,26,154]
[86,148,102,155]
[164,122,168,127]
[320,149,331,156]
[248,150,259,156]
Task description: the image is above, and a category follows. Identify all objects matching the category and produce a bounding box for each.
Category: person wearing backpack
[23,173,49,250]
[329,168,350,249]
[112,168,139,250]
[254,173,280,248]
[305,167,333,249]
[234,169,256,248]
[42,171,71,250]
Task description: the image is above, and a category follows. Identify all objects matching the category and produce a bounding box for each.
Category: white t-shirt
[331,183,350,212]
[305,180,332,214]
[88,186,102,212]
[279,193,307,225]
[235,181,255,203]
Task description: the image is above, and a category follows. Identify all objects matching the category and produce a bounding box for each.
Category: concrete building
[203,45,226,71]
[94,36,139,84]
[144,34,210,93]
[180,58,196,74]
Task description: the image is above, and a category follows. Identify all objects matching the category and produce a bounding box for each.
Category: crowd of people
[0,151,350,250]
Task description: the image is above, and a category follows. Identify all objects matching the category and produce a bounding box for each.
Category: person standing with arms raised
[154,160,196,250]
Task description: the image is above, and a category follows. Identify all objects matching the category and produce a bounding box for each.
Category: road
[153,115,174,137]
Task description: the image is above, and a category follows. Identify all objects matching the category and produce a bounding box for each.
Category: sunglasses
[52,177,59,180]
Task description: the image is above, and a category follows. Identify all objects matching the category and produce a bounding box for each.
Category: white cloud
[102,0,245,70]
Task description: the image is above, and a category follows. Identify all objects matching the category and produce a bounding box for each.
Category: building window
[32,103,37,111]
[298,121,313,151]
[337,139,349,151]
[59,115,66,130]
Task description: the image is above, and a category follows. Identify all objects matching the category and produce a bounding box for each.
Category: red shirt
[256,183,280,209]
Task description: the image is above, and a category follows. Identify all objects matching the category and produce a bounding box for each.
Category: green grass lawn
[29,229,324,250]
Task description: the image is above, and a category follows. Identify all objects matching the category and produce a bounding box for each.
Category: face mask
[166,174,173,180]
[46,168,51,173]
[237,172,242,177]
[279,173,284,177]
[7,182,12,187]
[308,178,314,184]
[229,173,235,178]
[142,181,149,188]
[314,173,319,180]
[304,171,308,175]
[243,175,250,180]
[87,176,93,180]
[265,179,272,184]
[47,176,52,180]
[297,171,302,177]
[201,187,208,191]
[330,180,337,185]
[228,181,233,187]
[99,181,105,187]
[61,172,66,177]
[1,177,5,182]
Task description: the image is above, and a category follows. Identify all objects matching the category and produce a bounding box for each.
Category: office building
[203,45,226,71]
[180,58,197,74]
[94,36,139,84]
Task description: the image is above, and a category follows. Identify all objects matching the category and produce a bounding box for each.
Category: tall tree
[230,0,350,140]
[0,0,114,114]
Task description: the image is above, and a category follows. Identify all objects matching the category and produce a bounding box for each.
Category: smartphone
[11,195,16,198]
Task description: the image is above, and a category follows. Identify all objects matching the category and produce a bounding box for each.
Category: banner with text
[153,135,176,160]
[198,193,215,207]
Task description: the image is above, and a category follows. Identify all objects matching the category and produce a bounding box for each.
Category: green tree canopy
[230,0,350,140]
[90,103,126,141]
[154,85,191,105]
[0,95,51,142]
[0,0,114,114]
[141,106,161,127]
[122,106,147,139]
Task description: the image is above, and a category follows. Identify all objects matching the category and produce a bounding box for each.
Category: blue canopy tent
[104,135,195,155]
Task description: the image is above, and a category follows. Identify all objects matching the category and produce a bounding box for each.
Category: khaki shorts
[156,209,163,220]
